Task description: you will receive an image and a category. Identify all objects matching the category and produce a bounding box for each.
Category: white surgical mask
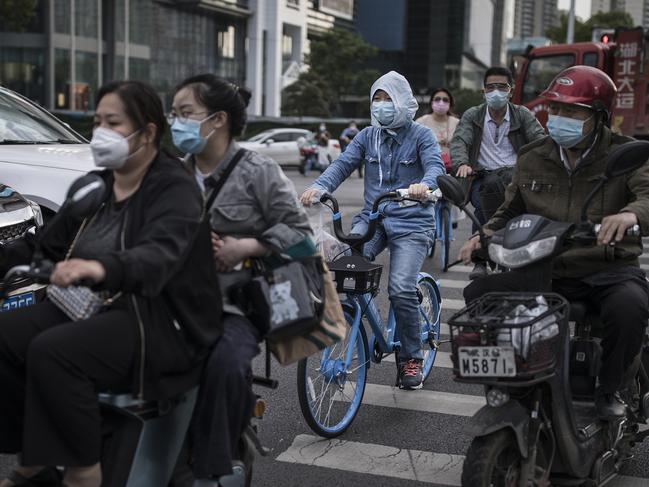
[90,127,141,169]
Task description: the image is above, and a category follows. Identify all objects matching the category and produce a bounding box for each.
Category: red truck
[511,27,649,138]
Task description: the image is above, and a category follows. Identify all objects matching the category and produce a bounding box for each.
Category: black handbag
[234,255,326,342]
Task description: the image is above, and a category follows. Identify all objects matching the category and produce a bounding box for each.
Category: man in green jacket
[450,66,545,279]
[459,65,649,420]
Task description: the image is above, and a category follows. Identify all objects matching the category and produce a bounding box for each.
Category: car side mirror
[436,175,466,208]
[581,140,649,222]
[265,139,274,146]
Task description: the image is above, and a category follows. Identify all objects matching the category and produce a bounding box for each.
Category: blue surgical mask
[371,101,396,126]
[485,90,509,110]
[171,113,217,154]
[547,114,592,149]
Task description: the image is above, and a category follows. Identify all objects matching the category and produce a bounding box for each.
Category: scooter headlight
[488,236,557,269]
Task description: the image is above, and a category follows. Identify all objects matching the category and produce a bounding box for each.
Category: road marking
[277,434,465,485]
[442,298,465,311]
[277,435,647,486]
[438,279,468,289]
[334,383,485,417]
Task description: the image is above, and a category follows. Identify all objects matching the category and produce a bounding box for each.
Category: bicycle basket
[327,255,382,295]
[448,293,568,380]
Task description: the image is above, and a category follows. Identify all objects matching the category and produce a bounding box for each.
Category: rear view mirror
[265,139,274,145]
[64,174,106,219]
[436,175,466,208]
[580,140,649,222]
[605,140,649,178]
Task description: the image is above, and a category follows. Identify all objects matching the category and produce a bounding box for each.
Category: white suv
[0,86,95,218]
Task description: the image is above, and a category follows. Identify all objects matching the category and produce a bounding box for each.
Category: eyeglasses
[166,111,209,125]
[433,96,450,103]
[484,83,511,93]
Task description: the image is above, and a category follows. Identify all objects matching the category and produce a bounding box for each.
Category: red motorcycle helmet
[540,65,617,115]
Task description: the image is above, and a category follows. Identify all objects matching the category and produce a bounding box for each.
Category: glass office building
[0,0,249,111]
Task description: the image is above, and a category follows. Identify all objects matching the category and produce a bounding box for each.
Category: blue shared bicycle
[297,189,444,437]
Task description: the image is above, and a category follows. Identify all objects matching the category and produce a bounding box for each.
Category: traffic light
[592,27,615,43]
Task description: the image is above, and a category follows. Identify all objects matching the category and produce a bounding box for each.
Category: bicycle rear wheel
[418,276,442,381]
[440,205,451,272]
[297,310,368,438]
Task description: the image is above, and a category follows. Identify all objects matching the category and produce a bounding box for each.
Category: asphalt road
[2,168,649,487]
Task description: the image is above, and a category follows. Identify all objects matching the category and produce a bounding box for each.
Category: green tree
[0,0,37,32]
[281,71,331,117]
[305,28,379,115]
[453,88,485,117]
[546,10,634,43]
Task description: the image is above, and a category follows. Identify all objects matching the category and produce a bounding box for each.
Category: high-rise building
[513,0,558,39]
[356,0,510,95]
[591,0,612,15]
[0,0,355,116]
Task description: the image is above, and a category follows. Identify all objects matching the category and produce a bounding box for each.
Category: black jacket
[3,151,222,399]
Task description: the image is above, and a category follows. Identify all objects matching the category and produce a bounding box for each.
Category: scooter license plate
[457,346,516,377]
[1,291,35,312]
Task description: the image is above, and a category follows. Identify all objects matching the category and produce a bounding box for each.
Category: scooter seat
[569,301,589,323]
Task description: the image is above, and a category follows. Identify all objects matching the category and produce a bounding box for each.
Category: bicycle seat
[568,301,588,323]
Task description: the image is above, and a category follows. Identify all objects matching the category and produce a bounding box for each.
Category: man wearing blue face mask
[300,71,445,390]
[459,65,649,420]
[450,67,545,279]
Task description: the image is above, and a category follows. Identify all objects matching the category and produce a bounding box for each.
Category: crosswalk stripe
[442,298,465,311]
[338,383,485,417]
[277,434,646,486]
[443,264,473,273]
[277,434,465,485]
[437,279,467,289]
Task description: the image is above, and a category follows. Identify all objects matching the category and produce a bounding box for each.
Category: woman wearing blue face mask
[300,71,446,390]
[169,74,312,485]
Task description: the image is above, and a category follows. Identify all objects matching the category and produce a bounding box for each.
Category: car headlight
[488,236,557,269]
[27,200,43,227]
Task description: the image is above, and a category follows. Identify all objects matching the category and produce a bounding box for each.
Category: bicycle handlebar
[319,189,437,251]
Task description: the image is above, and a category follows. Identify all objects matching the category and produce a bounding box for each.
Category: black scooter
[436,140,649,486]
[1,175,273,487]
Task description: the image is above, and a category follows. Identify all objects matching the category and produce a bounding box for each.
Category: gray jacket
[190,141,313,313]
[449,102,545,171]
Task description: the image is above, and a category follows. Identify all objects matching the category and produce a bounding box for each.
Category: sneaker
[399,359,423,390]
[469,262,488,281]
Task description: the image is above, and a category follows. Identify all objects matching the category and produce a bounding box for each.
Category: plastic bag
[498,295,560,358]
[310,204,350,262]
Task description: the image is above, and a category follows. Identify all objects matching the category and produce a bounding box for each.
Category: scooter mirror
[64,174,107,219]
[436,175,466,208]
[605,140,649,179]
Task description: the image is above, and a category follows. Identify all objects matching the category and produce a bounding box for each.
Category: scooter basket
[327,255,382,295]
[448,292,569,380]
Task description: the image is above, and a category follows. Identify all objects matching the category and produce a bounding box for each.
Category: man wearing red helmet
[458,65,649,419]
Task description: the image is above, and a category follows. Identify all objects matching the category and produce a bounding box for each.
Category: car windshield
[0,91,84,144]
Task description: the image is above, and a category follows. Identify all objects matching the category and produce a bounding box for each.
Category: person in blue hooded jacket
[300,71,445,389]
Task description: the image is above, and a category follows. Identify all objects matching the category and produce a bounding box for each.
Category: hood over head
[369,71,419,130]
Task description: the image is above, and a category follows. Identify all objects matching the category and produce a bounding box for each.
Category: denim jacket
[311,122,445,233]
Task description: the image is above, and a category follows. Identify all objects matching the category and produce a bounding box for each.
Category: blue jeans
[357,219,432,361]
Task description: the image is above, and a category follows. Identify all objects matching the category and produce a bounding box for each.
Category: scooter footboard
[464,400,530,458]
[100,387,198,487]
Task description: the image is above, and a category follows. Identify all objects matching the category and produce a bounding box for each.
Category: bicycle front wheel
[297,310,368,438]
[418,276,442,381]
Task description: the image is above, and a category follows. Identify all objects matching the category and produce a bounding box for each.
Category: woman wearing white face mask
[0,81,221,487]
[416,87,460,172]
